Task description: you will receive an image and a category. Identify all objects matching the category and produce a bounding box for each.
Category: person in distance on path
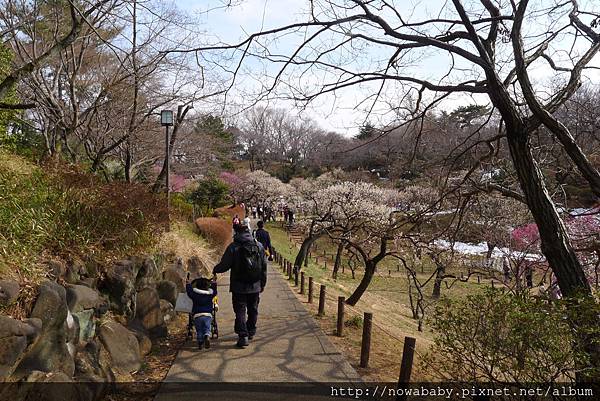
[243,215,252,233]
[213,221,267,348]
[253,220,273,261]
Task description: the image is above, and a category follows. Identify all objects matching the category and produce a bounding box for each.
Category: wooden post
[477,275,481,284]
[336,296,345,337]
[308,277,314,303]
[318,285,326,316]
[360,312,372,368]
[491,280,495,289]
[288,264,292,280]
[294,269,299,286]
[304,254,308,267]
[300,272,305,294]
[396,336,416,401]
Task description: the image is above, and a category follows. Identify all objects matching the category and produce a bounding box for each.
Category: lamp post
[160,109,173,228]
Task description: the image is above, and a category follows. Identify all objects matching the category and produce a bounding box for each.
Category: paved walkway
[154,267,360,401]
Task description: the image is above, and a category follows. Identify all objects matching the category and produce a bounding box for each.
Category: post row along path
[154,267,361,401]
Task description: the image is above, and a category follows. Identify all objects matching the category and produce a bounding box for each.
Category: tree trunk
[124,141,132,182]
[407,278,417,319]
[332,241,344,280]
[485,242,495,262]
[432,265,444,299]
[506,125,590,296]
[90,155,103,173]
[293,233,322,272]
[505,124,599,381]
[346,261,375,306]
[126,0,138,185]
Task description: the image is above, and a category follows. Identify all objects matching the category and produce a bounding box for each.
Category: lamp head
[160,109,173,126]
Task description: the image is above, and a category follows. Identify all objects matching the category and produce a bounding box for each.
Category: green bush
[423,289,582,383]
[171,192,194,220]
[344,315,363,328]
[220,159,234,171]
[187,175,230,216]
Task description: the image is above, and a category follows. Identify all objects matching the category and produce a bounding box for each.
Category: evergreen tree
[187,174,230,215]
[449,104,491,127]
[195,114,233,143]
[355,121,376,140]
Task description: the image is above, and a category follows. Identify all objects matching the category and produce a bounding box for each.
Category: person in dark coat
[213,221,267,348]
[254,220,273,260]
[186,277,217,350]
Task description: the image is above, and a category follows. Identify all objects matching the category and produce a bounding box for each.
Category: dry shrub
[46,161,168,256]
[195,217,233,253]
[0,152,168,282]
[212,204,245,220]
[156,222,216,273]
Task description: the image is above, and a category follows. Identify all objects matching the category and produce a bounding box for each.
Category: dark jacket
[186,282,217,315]
[213,230,267,294]
[254,228,273,254]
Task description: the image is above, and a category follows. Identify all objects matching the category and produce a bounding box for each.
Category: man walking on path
[213,221,267,348]
[254,220,273,261]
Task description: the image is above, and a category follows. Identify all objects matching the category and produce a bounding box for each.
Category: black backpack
[233,240,263,284]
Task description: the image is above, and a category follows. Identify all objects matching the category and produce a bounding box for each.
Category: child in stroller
[185,275,219,349]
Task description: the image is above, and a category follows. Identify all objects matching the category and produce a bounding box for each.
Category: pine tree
[355,121,376,140]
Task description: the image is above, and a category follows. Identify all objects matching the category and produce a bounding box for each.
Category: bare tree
[0,0,115,108]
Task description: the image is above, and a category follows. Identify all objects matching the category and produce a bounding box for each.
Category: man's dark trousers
[232,292,260,337]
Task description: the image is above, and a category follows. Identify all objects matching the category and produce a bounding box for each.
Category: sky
[173,0,600,136]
